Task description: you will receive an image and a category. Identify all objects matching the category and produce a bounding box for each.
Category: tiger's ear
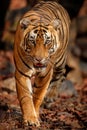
[20,18,31,30]
[51,19,61,30]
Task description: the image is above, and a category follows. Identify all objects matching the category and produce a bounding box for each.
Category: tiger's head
[19,17,63,71]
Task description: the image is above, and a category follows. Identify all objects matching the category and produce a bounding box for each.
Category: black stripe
[33,67,51,88]
[55,55,63,64]
[33,83,40,88]
[16,77,33,96]
[20,95,32,105]
[40,67,52,79]
[32,25,48,30]
[17,47,32,70]
[33,83,46,89]
[16,77,29,92]
[23,13,39,19]
[51,75,65,83]
[14,58,31,78]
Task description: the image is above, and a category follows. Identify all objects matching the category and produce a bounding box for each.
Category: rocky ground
[0,50,87,130]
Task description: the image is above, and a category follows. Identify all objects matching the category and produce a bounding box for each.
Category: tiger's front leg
[33,70,53,118]
[15,70,40,127]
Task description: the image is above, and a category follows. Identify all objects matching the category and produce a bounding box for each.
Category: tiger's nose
[35,57,43,62]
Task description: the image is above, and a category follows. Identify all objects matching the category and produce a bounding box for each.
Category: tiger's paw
[23,116,40,127]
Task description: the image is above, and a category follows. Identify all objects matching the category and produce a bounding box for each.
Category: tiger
[14,1,70,127]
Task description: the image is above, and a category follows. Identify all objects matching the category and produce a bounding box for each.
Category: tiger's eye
[45,37,51,45]
[29,36,35,45]
[46,40,51,44]
[29,39,35,45]
[34,30,38,33]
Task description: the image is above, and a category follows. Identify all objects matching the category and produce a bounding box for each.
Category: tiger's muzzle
[33,57,48,70]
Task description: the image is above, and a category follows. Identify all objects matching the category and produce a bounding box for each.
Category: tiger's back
[14,1,70,127]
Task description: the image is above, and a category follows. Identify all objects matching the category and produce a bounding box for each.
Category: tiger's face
[20,18,61,71]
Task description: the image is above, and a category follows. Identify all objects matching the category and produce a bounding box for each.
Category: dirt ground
[0,78,87,130]
[0,53,87,130]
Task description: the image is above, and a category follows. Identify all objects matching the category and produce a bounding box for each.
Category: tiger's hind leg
[44,67,65,103]
[44,67,77,108]
[15,70,40,127]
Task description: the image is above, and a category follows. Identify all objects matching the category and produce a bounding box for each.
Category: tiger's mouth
[34,63,47,69]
